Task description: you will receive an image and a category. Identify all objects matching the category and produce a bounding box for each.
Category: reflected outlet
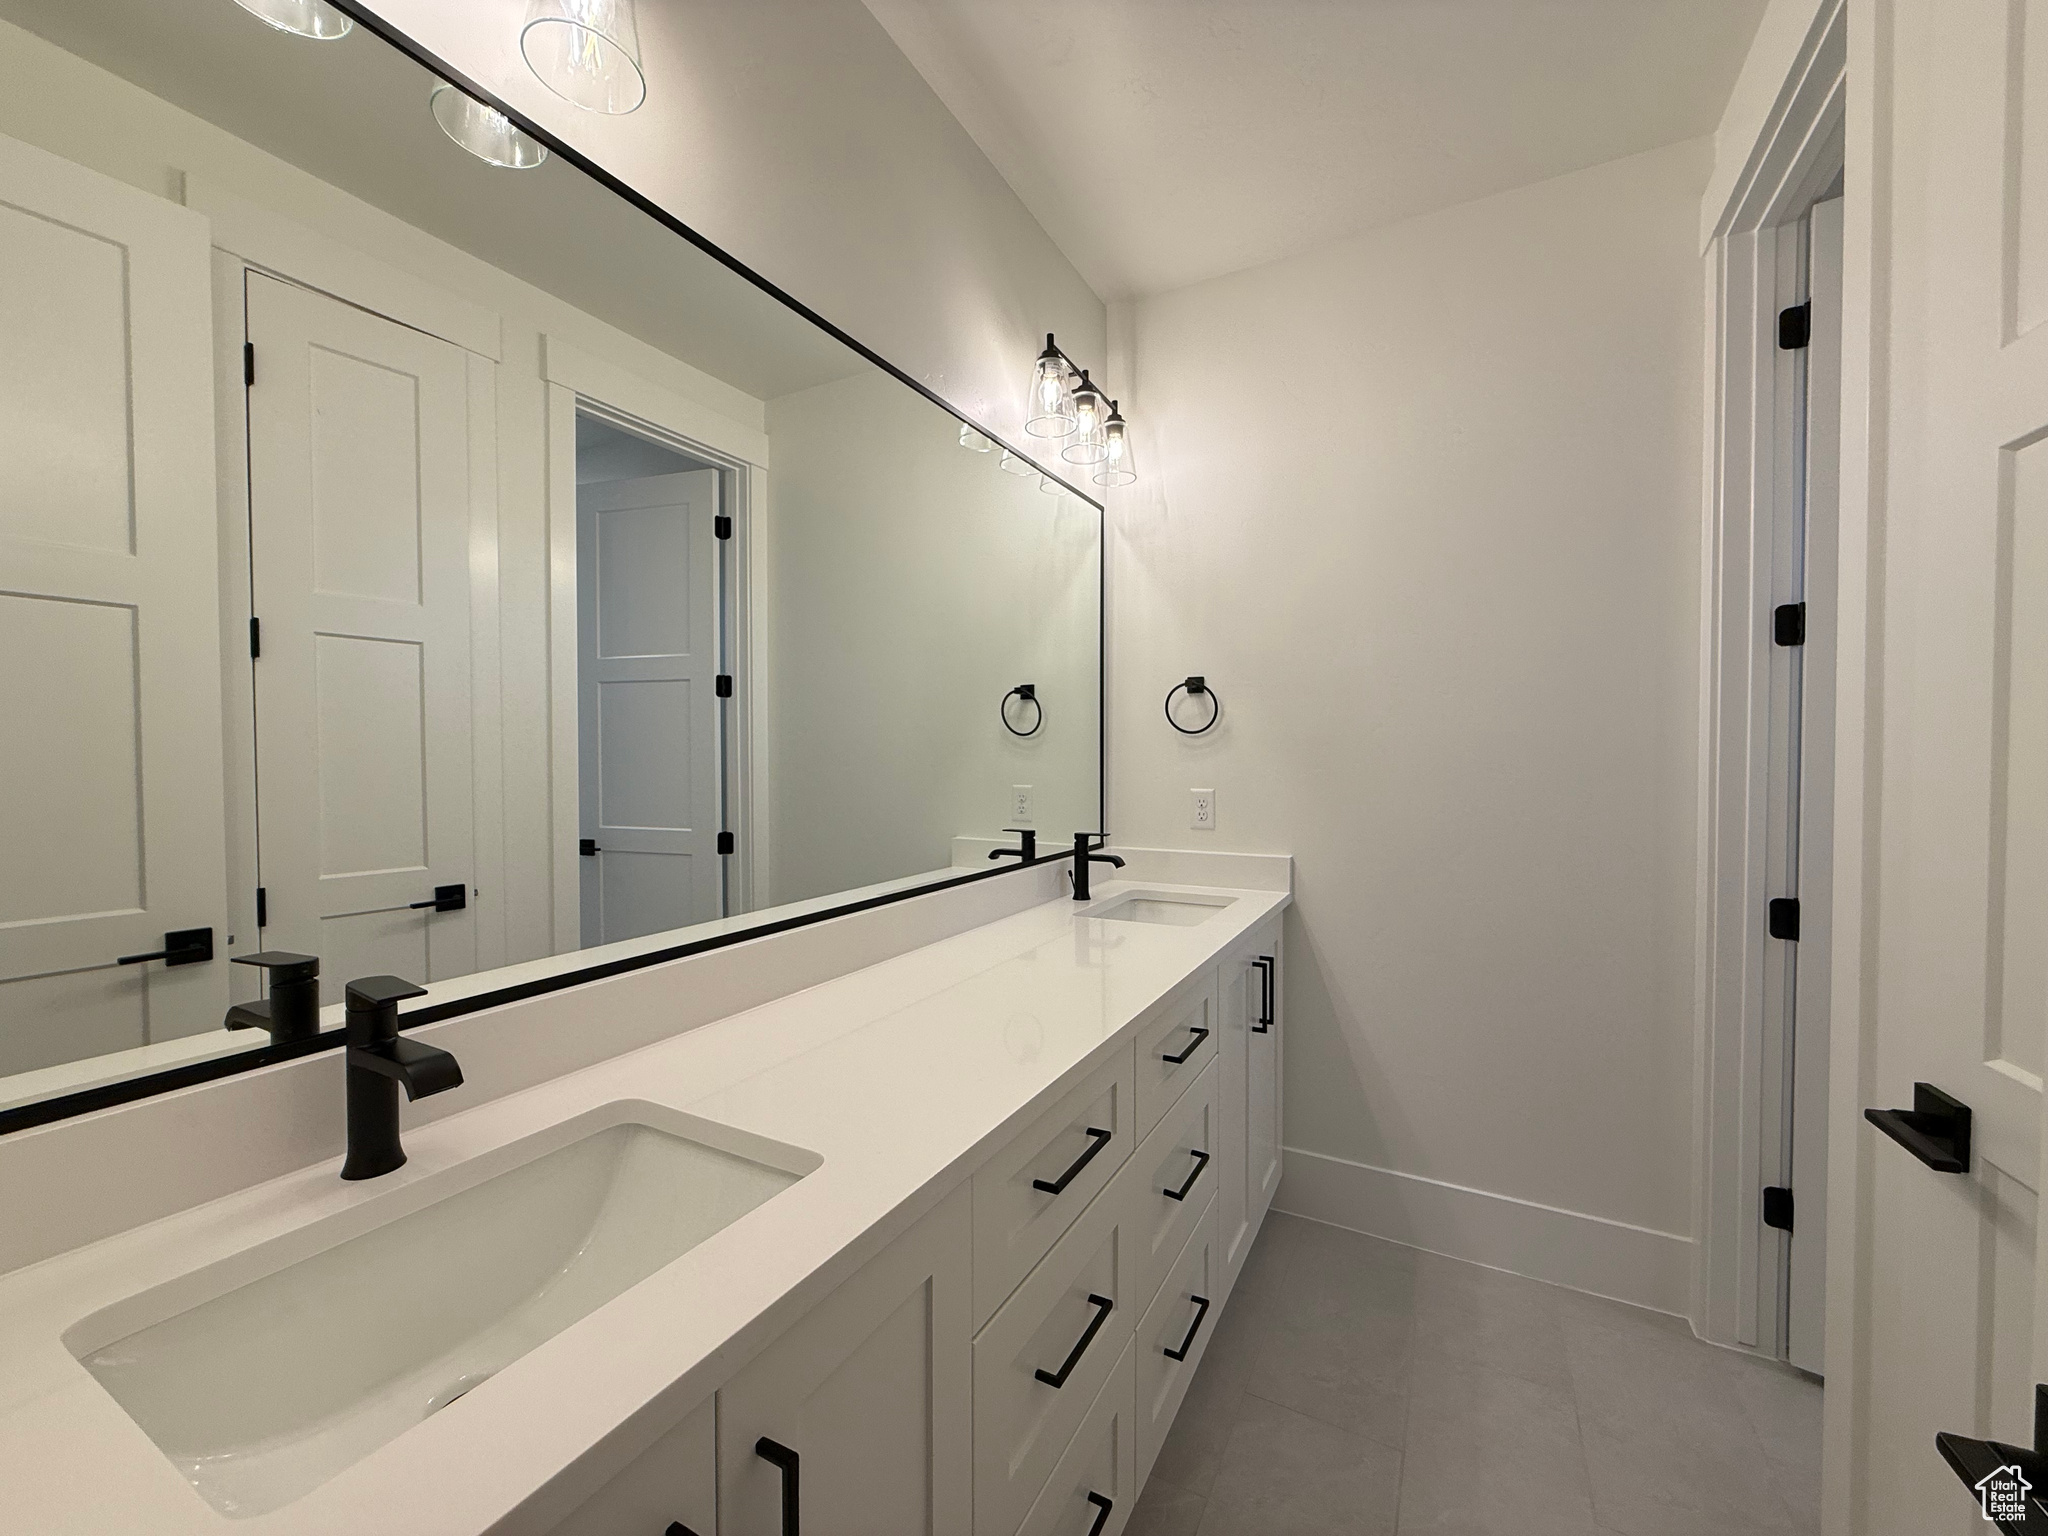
[1190,789,1215,830]
[1011,785,1034,824]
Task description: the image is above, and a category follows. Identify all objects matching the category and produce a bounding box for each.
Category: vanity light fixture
[522,0,647,114]
[431,84,551,169]
[998,448,1038,476]
[228,0,353,40]
[958,423,994,453]
[1038,474,1066,497]
[1025,334,1138,486]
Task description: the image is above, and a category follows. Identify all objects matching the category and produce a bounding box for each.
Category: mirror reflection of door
[243,272,481,1005]
[574,416,724,946]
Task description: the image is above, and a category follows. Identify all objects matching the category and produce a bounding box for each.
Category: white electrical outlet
[1190,788,1216,830]
[1011,785,1034,825]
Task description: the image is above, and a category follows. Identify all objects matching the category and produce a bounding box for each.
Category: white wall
[1110,138,1713,1308]
[360,0,1106,436]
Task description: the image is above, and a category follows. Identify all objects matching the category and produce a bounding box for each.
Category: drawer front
[1132,971,1218,1140]
[974,1050,1135,1325]
[1125,1061,1216,1318]
[974,1175,1134,1536]
[546,1395,715,1536]
[1015,1340,1136,1536]
[1135,1199,1220,1489]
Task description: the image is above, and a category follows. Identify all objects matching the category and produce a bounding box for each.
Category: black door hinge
[716,831,735,856]
[255,886,267,927]
[1763,1186,1794,1231]
[714,514,732,540]
[244,342,256,386]
[249,616,262,658]
[1769,897,1801,941]
[1773,602,1806,647]
[579,838,599,857]
[1778,302,1812,350]
[715,674,733,698]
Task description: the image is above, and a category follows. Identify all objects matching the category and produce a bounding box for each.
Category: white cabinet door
[1245,923,1284,1227]
[1215,949,1253,1285]
[244,272,480,1002]
[0,130,228,1075]
[576,468,723,944]
[546,1396,714,1536]
[718,1184,971,1536]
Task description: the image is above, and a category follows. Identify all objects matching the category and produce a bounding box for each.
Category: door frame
[1691,0,1846,1358]
[539,338,770,954]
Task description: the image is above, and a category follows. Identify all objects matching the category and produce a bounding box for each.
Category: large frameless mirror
[0,0,1102,1130]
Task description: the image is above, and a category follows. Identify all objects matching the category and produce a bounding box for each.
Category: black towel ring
[1164,676,1221,736]
[1002,683,1044,738]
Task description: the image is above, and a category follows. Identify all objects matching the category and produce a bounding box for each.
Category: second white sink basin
[68,1102,818,1518]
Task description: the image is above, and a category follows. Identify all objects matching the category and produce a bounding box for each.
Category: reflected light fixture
[228,0,353,40]
[522,0,647,114]
[1024,335,1138,486]
[958,423,994,453]
[1038,474,1066,497]
[431,84,550,169]
[998,448,1037,476]
[1025,335,1077,438]
[1095,402,1137,487]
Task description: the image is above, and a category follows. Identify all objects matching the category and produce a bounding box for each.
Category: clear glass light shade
[1025,353,1076,438]
[998,448,1037,476]
[1038,474,1066,496]
[958,423,993,453]
[1094,418,1137,487]
[229,0,353,39]
[522,0,647,114]
[432,85,551,169]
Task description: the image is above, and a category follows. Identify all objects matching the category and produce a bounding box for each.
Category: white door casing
[0,130,228,1076]
[244,272,479,1003]
[576,467,722,944]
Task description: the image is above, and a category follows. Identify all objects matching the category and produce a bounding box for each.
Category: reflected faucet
[989,828,1038,864]
[340,976,462,1181]
[223,951,322,1043]
[1070,832,1126,902]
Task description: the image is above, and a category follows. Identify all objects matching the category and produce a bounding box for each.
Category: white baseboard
[1276,1147,1693,1316]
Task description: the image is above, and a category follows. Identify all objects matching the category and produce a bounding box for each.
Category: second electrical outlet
[1190,788,1216,830]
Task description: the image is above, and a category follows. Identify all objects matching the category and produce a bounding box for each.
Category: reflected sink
[1092,892,1234,926]
[68,1104,818,1518]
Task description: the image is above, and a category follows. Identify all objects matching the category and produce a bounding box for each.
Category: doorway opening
[573,412,730,947]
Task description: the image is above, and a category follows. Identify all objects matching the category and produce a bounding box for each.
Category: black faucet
[341,976,462,1181]
[223,952,322,1042]
[989,828,1038,864]
[1070,833,1126,902]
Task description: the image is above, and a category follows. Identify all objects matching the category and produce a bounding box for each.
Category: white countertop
[0,877,1287,1535]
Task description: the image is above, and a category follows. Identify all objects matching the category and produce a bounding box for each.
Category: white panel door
[0,131,227,1076]
[576,468,722,944]
[245,273,476,1003]
[1857,3,2048,1528]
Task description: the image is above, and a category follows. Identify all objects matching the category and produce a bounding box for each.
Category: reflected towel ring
[1002,683,1044,738]
[1164,676,1220,735]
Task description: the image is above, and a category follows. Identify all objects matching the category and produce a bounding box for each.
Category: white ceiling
[864,0,1769,299]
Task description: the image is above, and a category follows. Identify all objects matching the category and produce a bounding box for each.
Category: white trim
[181,175,502,360]
[541,336,768,469]
[1702,0,1849,248]
[1275,1148,1692,1316]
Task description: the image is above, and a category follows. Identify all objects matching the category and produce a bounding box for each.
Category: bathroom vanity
[0,870,1286,1534]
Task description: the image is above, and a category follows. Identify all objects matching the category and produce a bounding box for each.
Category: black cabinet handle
[1085,1491,1114,1536]
[755,1437,799,1536]
[409,883,467,913]
[117,927,214,967]
[1252,956,1274,1032]
[1163,1294,1211,1362]
[1865,1082,1971,1174]
[1160,1025,1210,1064]
[1033,1126,1113,1194]
[1035,1293,1115,1387]
[1163,1148,1210,1202]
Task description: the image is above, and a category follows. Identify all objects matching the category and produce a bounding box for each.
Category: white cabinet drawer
[1134,1199,1220,1489]
[545,1396,715,1536]
[1131,971,1217,1141]
[974,1050,1134,1325]
[1124,1061,1216,1319]
[974,1170,1134,1536]
[1014,1339,1136,1536]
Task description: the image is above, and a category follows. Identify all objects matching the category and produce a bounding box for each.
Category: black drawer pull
[1035,1293,1115,1387]
[1032,1126,1113,1194]
[1864,1082,1971,1173]
[1160,1024,1209,1064]
[1251,956,1274,1032]
[1085,1491,1114,1536]
[1163,1294,1211,1362]
[755,1437,799,1536]
[1163,1148,1210,1202]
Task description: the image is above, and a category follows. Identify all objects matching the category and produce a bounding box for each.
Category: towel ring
[1002,683,1044,738]
[1164,676,1221,736]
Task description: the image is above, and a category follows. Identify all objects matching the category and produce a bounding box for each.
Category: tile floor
[1127,1213,1822,1536]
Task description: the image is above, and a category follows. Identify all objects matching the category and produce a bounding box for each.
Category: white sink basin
[1091,892,1234,926]
[67,1103,818,1518]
